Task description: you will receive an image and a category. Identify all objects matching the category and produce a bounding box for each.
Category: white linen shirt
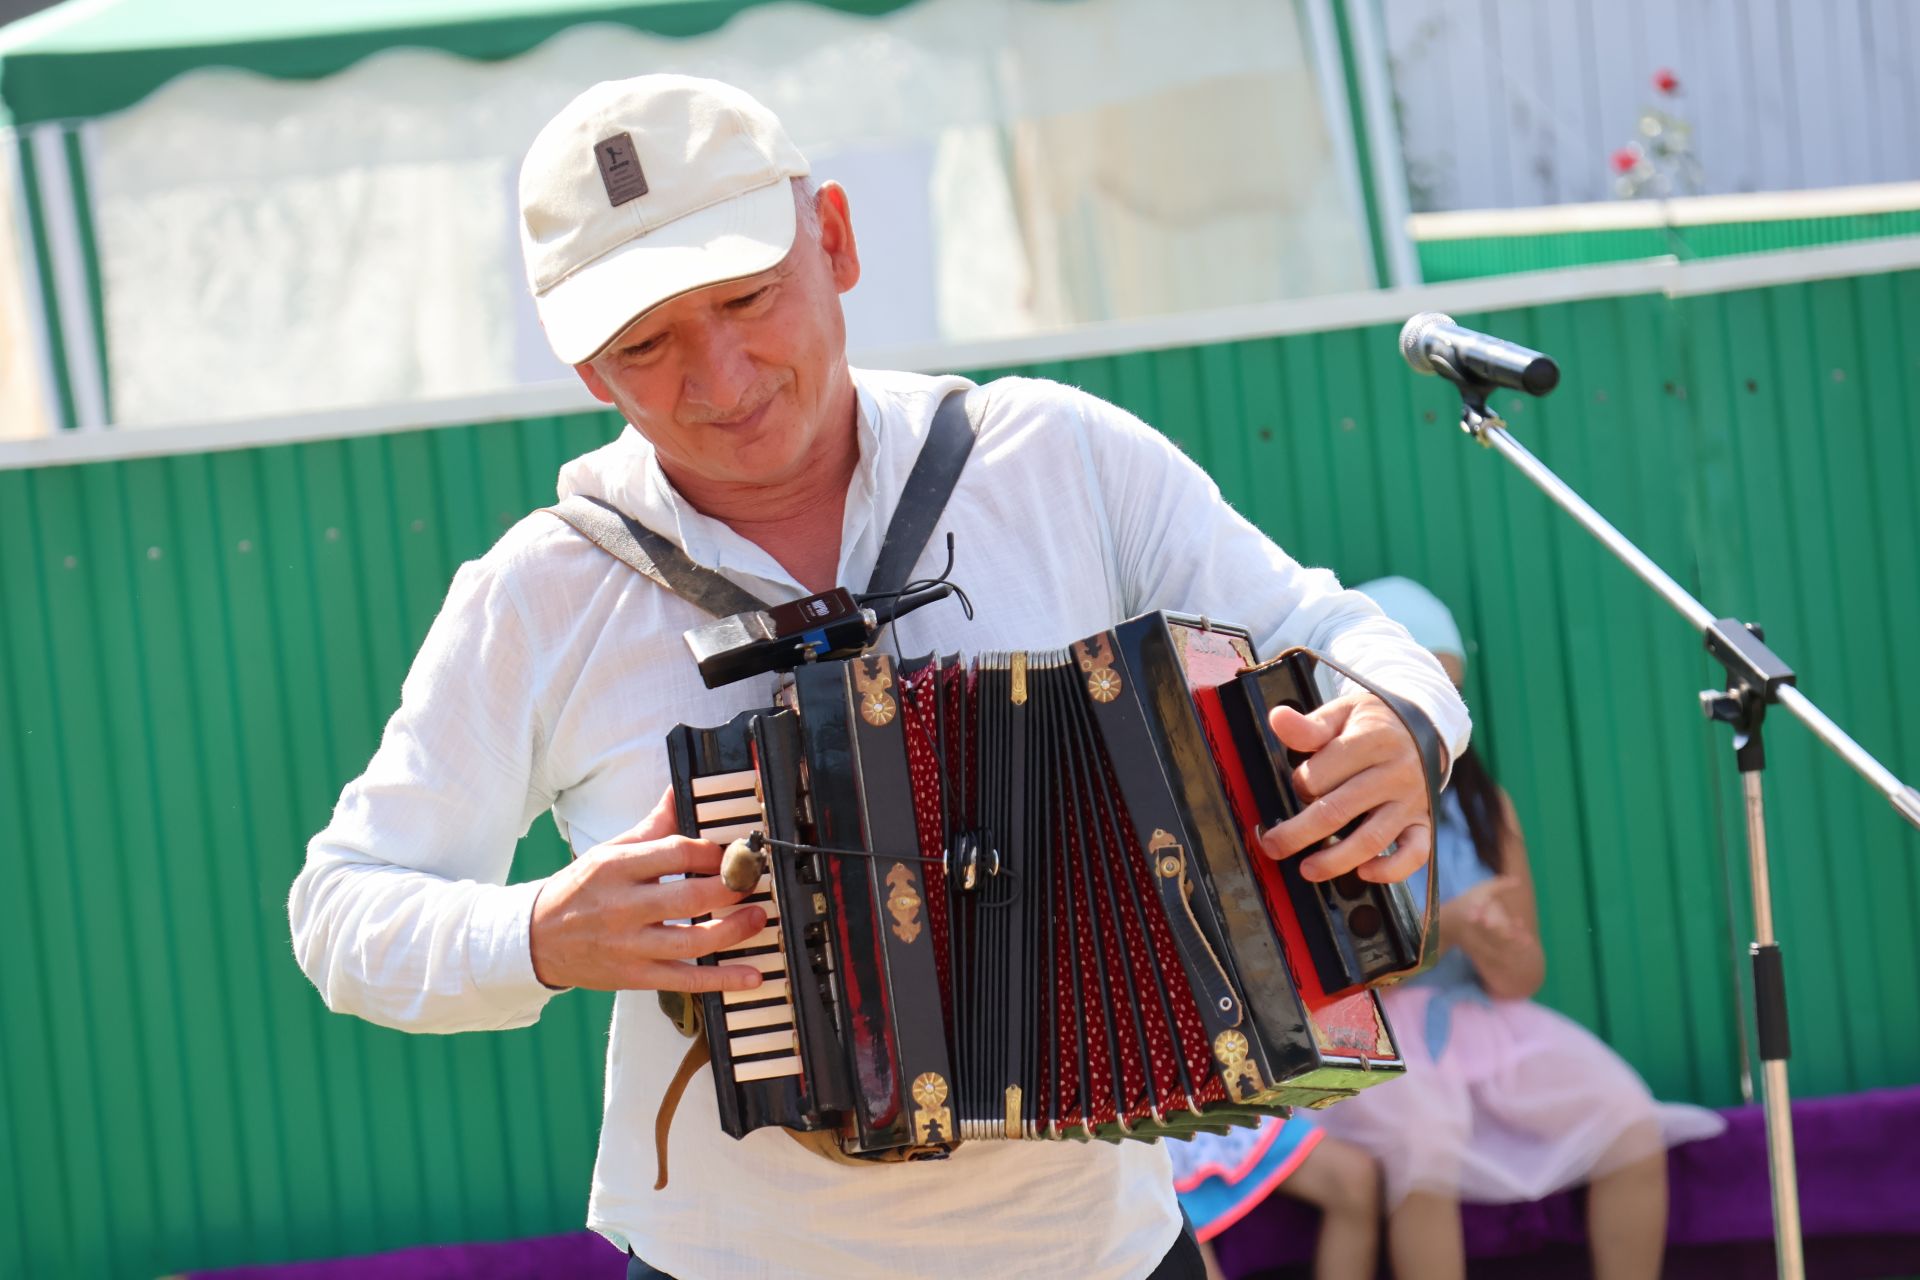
[291,369,1470,1280]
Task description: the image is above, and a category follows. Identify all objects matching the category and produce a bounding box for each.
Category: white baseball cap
[518,74,811,365]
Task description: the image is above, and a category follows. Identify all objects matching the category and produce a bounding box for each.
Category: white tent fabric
[55,0,1367,426]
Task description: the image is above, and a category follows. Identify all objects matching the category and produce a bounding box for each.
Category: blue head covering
[1355,575,1463,659]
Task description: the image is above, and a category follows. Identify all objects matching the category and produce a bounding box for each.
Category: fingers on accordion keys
[721,836,767,894]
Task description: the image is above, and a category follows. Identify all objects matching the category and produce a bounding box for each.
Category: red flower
[1611,145,1642,174]
[1653,68,1679,94]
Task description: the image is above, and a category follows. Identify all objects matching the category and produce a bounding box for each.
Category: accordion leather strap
[546,493,767,617]
[784,1127,889,1168]
[1276,647,1448,979]
[865,387,977,599]
[653,1034,711,1190]
[545,386,976,618]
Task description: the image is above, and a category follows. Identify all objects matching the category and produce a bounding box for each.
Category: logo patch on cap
[594,132,649,207]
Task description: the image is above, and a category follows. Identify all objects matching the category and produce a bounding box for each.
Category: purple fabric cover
[1215,1084,1920,1280]
[179,1232,627,1280]
[185,1087,1920,1279]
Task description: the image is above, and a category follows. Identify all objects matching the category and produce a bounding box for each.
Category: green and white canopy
[0,0,1406,435]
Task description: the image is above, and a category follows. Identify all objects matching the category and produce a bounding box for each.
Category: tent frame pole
[28,122,109,431]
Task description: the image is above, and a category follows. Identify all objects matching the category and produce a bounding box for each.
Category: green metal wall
[3,271,1917,1276]
[1417,208,1920,282]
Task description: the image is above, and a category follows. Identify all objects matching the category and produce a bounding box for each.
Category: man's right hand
[529,787,768,993]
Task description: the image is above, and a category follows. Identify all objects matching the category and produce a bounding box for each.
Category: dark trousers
[627,1217,1206,1280]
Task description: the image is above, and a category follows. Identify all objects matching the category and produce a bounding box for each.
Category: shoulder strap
[1277,647,1449,980]
[549,388,977,619]
[865,387,976,598]
[546,493,769,618]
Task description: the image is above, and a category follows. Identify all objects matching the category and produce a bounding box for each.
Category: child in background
[1169,1112,1380,1280]
[1313,577,1725,1280]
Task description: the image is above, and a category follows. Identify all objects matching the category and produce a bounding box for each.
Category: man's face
[575,183,862,497]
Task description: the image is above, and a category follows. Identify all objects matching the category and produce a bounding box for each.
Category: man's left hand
[1258,692,1431,883]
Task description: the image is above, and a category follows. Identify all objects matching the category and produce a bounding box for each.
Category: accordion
[666,611,1432,1160]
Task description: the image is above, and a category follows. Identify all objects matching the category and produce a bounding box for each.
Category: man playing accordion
[290,75,1470,1280]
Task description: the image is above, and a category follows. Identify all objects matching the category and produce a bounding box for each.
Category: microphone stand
[1431,362,1920,1280]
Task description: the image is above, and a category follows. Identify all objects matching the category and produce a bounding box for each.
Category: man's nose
[680,323,758,415]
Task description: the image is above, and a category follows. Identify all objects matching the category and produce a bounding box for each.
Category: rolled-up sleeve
[289,556,561,1033]
[1073,387,1471,764]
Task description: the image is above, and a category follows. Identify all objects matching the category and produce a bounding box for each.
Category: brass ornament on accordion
[666,611,1431,1161]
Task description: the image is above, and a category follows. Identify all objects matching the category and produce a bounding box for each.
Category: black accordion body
[666,611,1424,1159]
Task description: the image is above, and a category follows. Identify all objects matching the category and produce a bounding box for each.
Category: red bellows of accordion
[893,654,1226,1133]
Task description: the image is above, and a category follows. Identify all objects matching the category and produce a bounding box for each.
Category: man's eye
[727,287,772,310]
[623,336,664,357]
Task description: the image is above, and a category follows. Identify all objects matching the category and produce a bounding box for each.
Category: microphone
[866,582,954,628]
[680,582,960,690]
[1399,313,1560,397]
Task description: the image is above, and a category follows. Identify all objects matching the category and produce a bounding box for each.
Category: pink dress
[1315,795,1725,1206]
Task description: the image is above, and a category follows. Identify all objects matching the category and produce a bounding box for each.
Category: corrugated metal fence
[2,255,1917,1275]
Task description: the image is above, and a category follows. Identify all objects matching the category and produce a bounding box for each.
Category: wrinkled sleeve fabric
[1066,384,1471,764]
[289,555,560,1033]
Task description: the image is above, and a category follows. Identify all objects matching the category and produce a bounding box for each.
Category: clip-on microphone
[683,582,956,690]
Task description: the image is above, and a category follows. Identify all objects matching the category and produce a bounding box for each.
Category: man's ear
[575,360,616,405]
[814,181,861,294]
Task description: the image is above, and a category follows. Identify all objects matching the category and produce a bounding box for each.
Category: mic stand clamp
[1699,619,1796,773]
[1430,354,1501,444]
